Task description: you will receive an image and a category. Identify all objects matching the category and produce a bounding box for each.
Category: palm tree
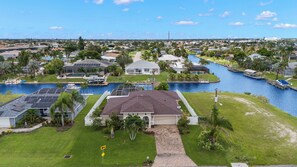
[28,61,39,78]
[275,47,290,80]
[201,105,233,149]
[124,115,145,141]
[50,92,73,127]
[69,90,84,124]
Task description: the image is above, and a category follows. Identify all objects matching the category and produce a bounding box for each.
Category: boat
[65,84,81,91]
[267,80,289,90]
[243,69,265,80]
[4,79,25,85]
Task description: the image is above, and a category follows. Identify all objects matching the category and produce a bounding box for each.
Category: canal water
[0,55,296,116]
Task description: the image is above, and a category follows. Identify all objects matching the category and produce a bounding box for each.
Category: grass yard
[107,72,169,83]
[197,55,237,67]
[289,78,297,88]
[263,72,285,81]
[0,95,156,167]
[21,74,86,83]
[182,92,297,165]
[0,94,22,104]
[198,74,220,82]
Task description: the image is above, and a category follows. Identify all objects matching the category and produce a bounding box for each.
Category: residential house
[189,64,210,74]
[158,54,186,73]
[0,50,20,60]
[0,88,86,128]
[125,60,160,75]
[101,90,182,128]
[284,62,297,77]
[63,59,113,73]
[248,53,265,61]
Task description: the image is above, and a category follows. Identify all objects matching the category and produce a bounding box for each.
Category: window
[144,68,150,72]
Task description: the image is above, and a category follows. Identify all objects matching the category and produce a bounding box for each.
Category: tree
[77,50,101,60]
[158,61,169,71]
[64,41,77,60]
[87,43,102,53]
[78,36,85,50]
[69,90,84,124]
[106,113,123,138]
[155,82,169,90]
[44,58,64,75]
[257,47,273,57]
[28,61,39,78]
[50,92,74,127]
[198,105,233,150]
[0,55,4,62]
[18,51,30,67]
[0,62,11,75]
[124,115,145,141]
[199,59,209,65]
[116,52,133,70]
[233,51,246,65]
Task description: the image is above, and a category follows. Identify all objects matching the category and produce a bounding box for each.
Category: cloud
[175,21,198,25]
[272,17,278,21]
[256,11,277,20]
[209,8,215,12]
[93,0,104,4]
[156,16,163,20]
[242,12,246,16]
[259,0,273,6]
[114,0,143,5]
[229,22,244,26]
[122,8,129,12]
[220,11,230,18]
[49,26,63,30]
[274,23,297,29]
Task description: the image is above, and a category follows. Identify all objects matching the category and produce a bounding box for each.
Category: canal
[0,54,296,116]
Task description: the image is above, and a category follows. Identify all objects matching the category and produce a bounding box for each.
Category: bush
[244,92,251,95]
[154,82,169,90]
[177,114,190,134]
[256,95,269,103]
[16,109,45,128]
[92,118,103,130]
[197,130,224,151]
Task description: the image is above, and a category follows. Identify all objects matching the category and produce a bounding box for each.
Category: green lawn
[107,72,169,83]
[21,74,86,83]
[263,72,285,81]
[0,95,156,167]
[182,92,297,165]
[198,74,220,82]
[197,55,237,67]
[290,78,297,88]
[0,94,22,104]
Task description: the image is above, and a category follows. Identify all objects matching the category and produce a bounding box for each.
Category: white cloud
[274,23,297,29]
[156,16,163,20]
[242,12,246,16]
[229,22,244,26]
[114,0,143,5]
[220,11,230,18]
[256,11,277,20]
[272,17,278,21]
[259,0,273,6]
[93,0,104,4]
[49,26,63,30]
[122,8,129,12]
[175,21,198,25]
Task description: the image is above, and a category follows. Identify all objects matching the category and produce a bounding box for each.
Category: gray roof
[0,88,67,118]
[288,62,297,69]
[126,60,160,69]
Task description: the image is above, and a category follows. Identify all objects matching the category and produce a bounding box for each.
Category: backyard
[0,95,156,167]
[0,94,22,104]
[182,92,297,165]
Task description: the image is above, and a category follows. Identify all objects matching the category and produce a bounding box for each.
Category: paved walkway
[133,51,142,62]
[150,125,197,167]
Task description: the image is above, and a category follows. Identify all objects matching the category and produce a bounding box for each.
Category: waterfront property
[101,90,182,128]
[248,53,265,61]
[125,60,160,75]
[63,59,113,73]
[284,62,297,77]
[244,69,264,80]
[189,64,210,74]
[158,54,187,73]
[0,50,20,60]
[0,88,85,128]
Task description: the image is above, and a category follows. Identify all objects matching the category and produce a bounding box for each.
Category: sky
[0,0,296,39]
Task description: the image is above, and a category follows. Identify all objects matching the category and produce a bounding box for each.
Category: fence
[175,90,199,125]
[84,91,110,126]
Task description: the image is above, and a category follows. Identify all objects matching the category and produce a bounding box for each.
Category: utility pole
[214,88,218,105]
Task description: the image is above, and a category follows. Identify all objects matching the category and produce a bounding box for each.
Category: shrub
[177,114,190,134]
[16,109,45,128]
[92,118,103,130]
[256,95,269,103]
[244,92,251,95]
[197,129,224,151]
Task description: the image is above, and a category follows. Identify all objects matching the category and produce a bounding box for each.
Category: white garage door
[154,116,177,125]
[0,118,12,128]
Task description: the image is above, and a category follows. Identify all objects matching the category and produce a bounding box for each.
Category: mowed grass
[21,74,86,83]
[0,95,156,167]
[0,94,22,104]
[107,72,169,83]
[182,92,297,165]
